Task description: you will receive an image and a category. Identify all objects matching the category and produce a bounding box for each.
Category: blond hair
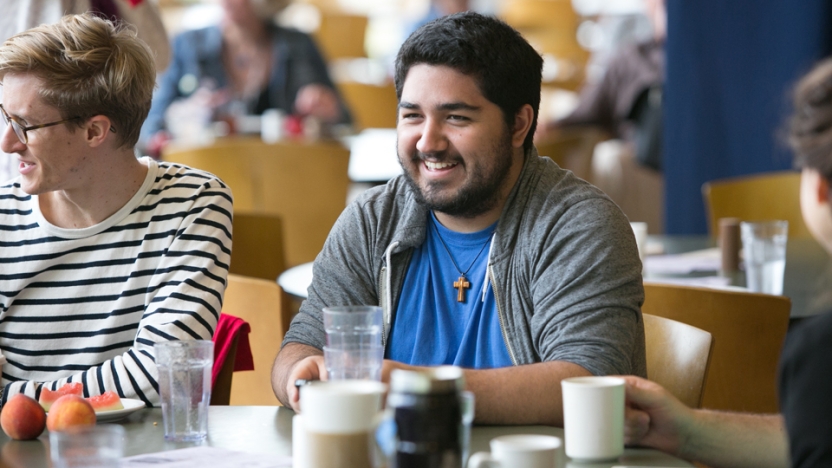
[0,13,155,148]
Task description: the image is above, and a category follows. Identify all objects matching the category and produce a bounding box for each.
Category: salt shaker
[719,217,741,273]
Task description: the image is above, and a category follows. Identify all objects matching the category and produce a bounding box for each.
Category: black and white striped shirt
[0,158,232,407]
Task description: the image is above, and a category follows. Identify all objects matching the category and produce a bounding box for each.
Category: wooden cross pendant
[454,275,471,302]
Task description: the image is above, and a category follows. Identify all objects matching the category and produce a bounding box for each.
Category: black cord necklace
[431,220,491,302]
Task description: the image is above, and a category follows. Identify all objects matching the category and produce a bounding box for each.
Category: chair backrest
[223,274,287,405]
[231,212,286,281]
[313,13,368,60]
[500,0,588,90]
[210,333,238,406]
[163,137,350,268]
[162,142,258,212]
[337,82,398,130]
[535,127,607,182]
[643,313,713,408]
[642,282,791,413]
[702,171,811,239]
[256,140,350,267]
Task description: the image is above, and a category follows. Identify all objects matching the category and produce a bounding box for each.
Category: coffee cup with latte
[293,380,387,468]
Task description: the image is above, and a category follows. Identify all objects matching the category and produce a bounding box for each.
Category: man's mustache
[410,151,463,164]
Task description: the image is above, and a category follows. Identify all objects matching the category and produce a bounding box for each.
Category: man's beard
[399,132,515,219]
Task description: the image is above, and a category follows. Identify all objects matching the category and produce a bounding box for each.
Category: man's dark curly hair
[394,12,543,152]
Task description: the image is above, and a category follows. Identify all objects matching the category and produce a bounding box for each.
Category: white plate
[96,398,145,423]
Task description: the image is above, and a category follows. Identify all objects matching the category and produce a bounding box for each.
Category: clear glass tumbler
[154,340,213,441]
[50,424,125,468]
[323,306,383,380]
[740,220,788,295]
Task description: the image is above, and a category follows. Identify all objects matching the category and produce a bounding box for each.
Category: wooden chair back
[313,13,368,60]
[536,127,607,182]
[223,274,287,406]
[500,0,589,90]
[231,212,286,282]
[338,82,398,130]
[643,313,713,408]
[163,143,258,212]
[210,335,238,406]
[702,171,810,239]
[642,282,791,413]
[256,141,350,267]
[163,137,350,268]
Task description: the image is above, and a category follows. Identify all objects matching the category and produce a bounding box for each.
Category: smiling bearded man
[399,117,514,218]
[272,12,646,427]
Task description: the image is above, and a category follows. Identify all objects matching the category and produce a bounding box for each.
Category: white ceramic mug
[293,380,386,468]
[561,376,625,462]
[468,434,562,468]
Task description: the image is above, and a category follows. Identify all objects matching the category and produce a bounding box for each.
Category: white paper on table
[644,247,722,275]
[121,447,292,468]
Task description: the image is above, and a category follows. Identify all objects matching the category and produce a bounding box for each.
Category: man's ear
[85,115,112,148]
[511,104,534,149]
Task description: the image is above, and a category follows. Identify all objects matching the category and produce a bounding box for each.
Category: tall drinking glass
[741,220,788,295]
[154,340,213,441]
[50,425,125,468]
[323,306,383,381]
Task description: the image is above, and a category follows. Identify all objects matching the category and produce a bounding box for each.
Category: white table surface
[346,128,402,182]
[277,262,313,299]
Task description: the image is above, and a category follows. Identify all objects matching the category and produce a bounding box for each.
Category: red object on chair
[213,313,254,388]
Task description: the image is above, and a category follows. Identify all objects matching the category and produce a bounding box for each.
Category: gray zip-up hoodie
[283,148,646,377]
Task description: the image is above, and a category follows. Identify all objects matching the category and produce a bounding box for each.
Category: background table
[647,236,832,319]
[279,236,832,319]
[277,262,314,301]
[0,406,692,467]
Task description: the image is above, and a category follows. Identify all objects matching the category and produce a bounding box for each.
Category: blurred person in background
[0,14,230,406]
[538,0,665,171]
[0,0,170,182]
[140,0,351,157]
[406,0,470,37]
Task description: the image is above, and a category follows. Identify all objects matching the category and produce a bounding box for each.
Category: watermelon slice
[39,382,83,411]
[86,391,124,412]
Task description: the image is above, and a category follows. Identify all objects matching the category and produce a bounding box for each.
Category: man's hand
[622,376,789,468]
[271,343,324,410]
[294,84,340,122]
[284,355,327,412]
[621,375,693,455]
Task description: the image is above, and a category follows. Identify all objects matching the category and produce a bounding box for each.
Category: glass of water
[154,340,213,441]
[323,306,383,381]
[50,425,124,468]
[741,220,788,295]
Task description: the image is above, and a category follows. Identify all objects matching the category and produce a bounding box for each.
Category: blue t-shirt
[386,213,513,368]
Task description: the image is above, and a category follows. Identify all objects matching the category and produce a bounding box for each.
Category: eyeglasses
[0,103,83,145]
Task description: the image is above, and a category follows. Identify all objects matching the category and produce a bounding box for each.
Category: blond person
[0,14,232,406]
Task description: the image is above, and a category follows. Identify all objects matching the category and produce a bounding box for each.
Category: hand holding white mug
[293,380,387,468]
[561,376,625,462]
